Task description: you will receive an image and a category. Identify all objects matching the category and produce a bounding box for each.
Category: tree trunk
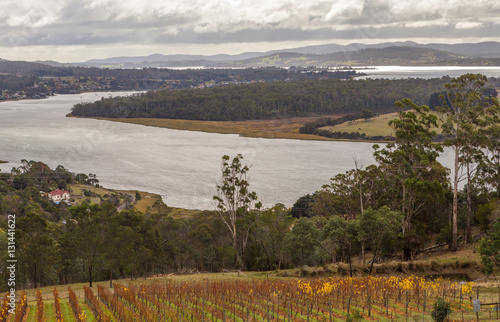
[361,241,366,264]
[348,245,353,277]
[109,269,113,288]
[451,148,459,252]
[89,265,93,287]
[497,163,500,201]
[369,252,377,276]
[466,183,472,244]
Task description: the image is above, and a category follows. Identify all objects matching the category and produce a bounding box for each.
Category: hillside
[75,41,500,68]
[217,47,462,67]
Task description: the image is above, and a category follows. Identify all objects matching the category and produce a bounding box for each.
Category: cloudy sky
[1,0,499,62]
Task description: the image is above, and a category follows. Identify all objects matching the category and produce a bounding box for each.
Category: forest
[1,74,500,292]
[0,59,359,94]
[70,78,451,121]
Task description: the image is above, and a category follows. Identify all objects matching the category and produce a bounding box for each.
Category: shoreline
[68,114,392,143]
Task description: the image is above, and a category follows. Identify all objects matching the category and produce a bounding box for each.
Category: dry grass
[321,111,441,137]
[114,190,161,213]
[92,116,341,140]
[167,207,202,219]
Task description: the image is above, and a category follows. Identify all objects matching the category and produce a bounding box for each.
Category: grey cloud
[0,0,499,50]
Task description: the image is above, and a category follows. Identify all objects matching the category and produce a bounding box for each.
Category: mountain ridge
[75,41,500,67]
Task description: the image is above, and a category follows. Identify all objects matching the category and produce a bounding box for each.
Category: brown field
[91,116,341,140]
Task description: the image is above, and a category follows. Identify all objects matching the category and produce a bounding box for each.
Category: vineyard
[0,276,497,321]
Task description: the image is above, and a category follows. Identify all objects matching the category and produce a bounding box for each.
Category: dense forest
[70,78,451,121]
[2,74,500,291]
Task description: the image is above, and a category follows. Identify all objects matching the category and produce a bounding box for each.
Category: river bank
[68,115,395,143]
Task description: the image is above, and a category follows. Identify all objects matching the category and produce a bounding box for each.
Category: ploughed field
[0,276,492,321]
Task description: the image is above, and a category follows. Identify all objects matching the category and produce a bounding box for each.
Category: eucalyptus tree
[478,97,500,201]
[373,98,447,259]
[213,154,261,270]
[440,74,492,249]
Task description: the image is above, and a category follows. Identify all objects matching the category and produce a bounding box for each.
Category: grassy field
[91,116,339,140]
[113,190,160,212]
[67,184,128,206]
[321,111,441,137]
[113,189,201,217]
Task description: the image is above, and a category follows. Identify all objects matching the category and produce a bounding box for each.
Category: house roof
[48,189,69,196]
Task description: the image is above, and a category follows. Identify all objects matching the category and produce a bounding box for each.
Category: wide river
[3,65,500,209]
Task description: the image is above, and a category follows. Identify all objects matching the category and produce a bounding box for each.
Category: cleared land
[320,111,441,137]
[68,184,129,206]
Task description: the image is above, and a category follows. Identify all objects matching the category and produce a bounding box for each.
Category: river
[0,92,387,210]
[357,66,500,79]
[3,64,499,209]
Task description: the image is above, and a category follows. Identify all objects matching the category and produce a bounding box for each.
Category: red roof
[48,189,69,196]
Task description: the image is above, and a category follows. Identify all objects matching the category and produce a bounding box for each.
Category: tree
[252,204,292,270]
[17,212,59,288]
[357,207,402,275]
[67,203,108,287]
[213,154,261,270]
[361,109,376,121]
[373,98,446,259]
[479,217,500,274]
[440,74,491,250]
[478,97,500,201]
[321,216,358,276]
[290,194,314,218]
[284,217,320,267]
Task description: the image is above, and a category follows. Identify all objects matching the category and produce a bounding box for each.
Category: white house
[47,189,70,202]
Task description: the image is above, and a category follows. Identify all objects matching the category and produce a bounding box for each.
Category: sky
[1,0,499,62]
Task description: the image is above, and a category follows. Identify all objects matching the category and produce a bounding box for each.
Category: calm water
[357,66,500,79]
[0,92,386,209]
[2,63,483,210]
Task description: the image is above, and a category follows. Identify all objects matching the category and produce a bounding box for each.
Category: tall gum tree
[213,154,261,270]
[373,98,446,260]
[440,74,491,250]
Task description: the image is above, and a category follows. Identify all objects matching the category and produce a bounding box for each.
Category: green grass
[115,190,162,213]
[44,301,55,321]
[168,207,202,219]
[321,111,441,137]
[79,299,96,322]
[68,184,128,207]
[60,300,76,321]
[26,303,35,322]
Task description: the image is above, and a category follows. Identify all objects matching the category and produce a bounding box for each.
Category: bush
[346,309,363,322]
[431,297,451,322]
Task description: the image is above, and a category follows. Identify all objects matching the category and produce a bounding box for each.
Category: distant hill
[280,41,500,58]
[3,41,500,69]
[74,41,500,68]
[214,47,462,67]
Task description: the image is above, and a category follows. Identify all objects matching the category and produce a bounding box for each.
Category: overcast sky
[1,0,499,62]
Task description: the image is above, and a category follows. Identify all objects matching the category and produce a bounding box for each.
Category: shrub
[431,297,451,322]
